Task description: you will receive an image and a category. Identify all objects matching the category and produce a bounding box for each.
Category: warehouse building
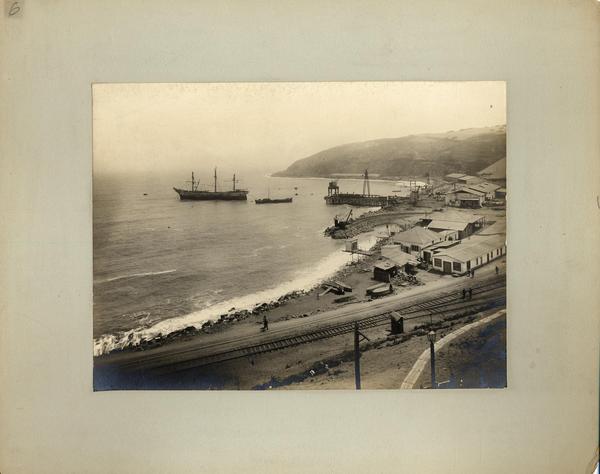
[425,211,485,239]
[421,240,460,264]
[456,174,481,185]
[430,234,506,275]
[444,188,486,208]
[391,226,446,255]
[464,181,501,200]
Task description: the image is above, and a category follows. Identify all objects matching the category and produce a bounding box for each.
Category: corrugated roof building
[430,234,506,274]
[457,175,481,185]
[426,211,485,239]
[445,188,485,208]
[445,173,467,182]
[391,226,446,255]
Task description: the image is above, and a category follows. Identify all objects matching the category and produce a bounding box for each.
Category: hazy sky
[93,82,505,176]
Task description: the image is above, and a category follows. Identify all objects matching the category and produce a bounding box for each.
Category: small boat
[255,187,292,204]
[255,197,293,204]
[366,282,392,297]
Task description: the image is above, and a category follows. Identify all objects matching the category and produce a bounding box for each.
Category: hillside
[273,125,506,178]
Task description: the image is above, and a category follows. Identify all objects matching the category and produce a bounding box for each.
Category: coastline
[93,231,381,357]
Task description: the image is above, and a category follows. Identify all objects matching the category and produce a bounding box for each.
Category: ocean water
[93,172,399,355]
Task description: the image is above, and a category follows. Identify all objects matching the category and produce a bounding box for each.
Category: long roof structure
[391,226,444,246]
[433,234,506,262]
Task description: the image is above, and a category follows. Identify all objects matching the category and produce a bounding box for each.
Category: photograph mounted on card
[92,81,507,391]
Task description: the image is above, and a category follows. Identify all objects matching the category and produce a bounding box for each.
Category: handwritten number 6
[9,1,21,16]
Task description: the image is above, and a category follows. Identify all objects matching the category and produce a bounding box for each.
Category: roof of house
[456,195,482,201]
[456,191,485,199]
[391,226,443,246]
[381,246,419,266]
[424,240,462,252]
[433,234,506,262]
[438,229,459,238]
[445,173,467,179]
[373,260,397,272]
[457,175,480,182]
[428,220,470,231]
[446,188,485,198]
[467,182,501,193]
[426,210,485,225]
[477,220,506,236]
[477,158,506,180]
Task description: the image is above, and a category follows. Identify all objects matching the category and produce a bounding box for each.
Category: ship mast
[188,172,197,191]
[232,174,236,191]
[214,167,217,192]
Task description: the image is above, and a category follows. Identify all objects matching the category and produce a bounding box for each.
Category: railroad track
[147,276,506,374]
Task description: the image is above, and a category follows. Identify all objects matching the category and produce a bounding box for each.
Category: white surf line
[400,309,506,390]
[97,269,177,284]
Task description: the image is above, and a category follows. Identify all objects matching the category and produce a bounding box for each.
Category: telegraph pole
[353,322,370,390]
[354,322,361,389]
[428,330,437,389]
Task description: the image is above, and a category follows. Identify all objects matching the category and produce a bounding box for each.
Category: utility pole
[353,322,370,390]
[428,330,437,389]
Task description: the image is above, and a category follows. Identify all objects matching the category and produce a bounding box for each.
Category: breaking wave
[93,234,378,356]
[96,269,177,284]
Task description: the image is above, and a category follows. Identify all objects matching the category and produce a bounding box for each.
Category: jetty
[324,169,406,206]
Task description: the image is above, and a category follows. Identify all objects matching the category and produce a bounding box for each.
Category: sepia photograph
[3,0,599,471]
[93,81,507,390]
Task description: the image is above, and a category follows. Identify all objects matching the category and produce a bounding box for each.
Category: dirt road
[95,263,505,384]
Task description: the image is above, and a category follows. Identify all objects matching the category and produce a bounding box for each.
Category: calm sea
[93,172,400,355]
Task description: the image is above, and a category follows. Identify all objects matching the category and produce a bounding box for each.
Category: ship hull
[255,198,293,204]
[173,188,248,201]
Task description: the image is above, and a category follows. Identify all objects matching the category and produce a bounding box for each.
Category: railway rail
[145,276,506,374]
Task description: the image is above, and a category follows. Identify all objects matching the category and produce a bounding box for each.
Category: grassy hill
[273,125,506,178]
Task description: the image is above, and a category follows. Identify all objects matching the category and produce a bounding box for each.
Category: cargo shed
[391,226,445,254]
[430,234,506,275]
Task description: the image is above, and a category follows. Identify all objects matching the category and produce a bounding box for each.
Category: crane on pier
[362,169,371,196]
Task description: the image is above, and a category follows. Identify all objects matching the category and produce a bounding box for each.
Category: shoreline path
[96,264,505,380]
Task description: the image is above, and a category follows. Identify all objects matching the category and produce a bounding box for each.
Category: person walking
[468,288,473,299]
[495,265,499,275]
[462,288,466,300]
[263,314,269,331]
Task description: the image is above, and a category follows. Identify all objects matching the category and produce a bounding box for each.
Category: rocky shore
[116,289,311,353]
[324,205,433,239]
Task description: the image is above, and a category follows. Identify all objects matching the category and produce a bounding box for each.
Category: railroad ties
[153,275,506,374]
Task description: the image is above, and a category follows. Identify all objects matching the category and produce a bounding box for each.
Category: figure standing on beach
[495,266,499,275]
[462,288,466,300]
[263,315,269,331]
[468,288,473,299]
